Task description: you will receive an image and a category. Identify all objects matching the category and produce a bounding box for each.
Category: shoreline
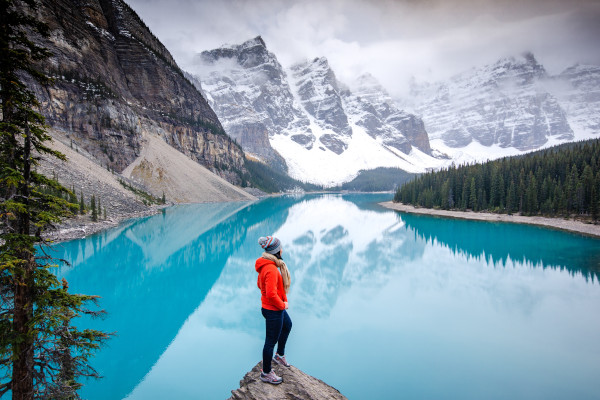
[379,201,600,238]
[43,205,167,243]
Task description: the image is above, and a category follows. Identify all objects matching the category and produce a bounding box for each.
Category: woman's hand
[284,302,288,310]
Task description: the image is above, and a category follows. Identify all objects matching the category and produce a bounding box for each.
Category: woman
[255,236,292,385]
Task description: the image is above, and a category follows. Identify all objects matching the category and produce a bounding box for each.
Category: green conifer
[91,195,97,222]
[0,1,107,397]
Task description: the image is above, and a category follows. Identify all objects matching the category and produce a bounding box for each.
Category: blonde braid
[262,252,291,293]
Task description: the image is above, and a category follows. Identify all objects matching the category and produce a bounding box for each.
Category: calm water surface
[52,193,600,400]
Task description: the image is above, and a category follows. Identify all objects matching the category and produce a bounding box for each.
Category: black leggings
[261,308,292,373]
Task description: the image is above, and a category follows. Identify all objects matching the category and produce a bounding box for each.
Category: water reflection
[54,200,289,400]
[400,213,600,282]
[52,193,600,400]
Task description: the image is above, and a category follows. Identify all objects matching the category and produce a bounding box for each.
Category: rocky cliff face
[404,53,574,151]
[199,36,302,171]
[193,37,435,186]
[342,73,431,154]
[290,57,352,154]
[228,362,347,400]
[23,0,246,185]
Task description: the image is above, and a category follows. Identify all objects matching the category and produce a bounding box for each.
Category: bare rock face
[342,73,432,154]
[21,0,247,185]
[228,362,347,400]
[197,36,300,171]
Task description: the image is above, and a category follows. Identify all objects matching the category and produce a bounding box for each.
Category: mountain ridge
[195,41,598,186]
[194,36,439,186]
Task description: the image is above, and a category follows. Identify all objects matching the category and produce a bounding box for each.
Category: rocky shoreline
[42,205,167,243]
[380,201,600,238]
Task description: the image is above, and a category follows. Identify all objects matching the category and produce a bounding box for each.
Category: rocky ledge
[228,362,347,400]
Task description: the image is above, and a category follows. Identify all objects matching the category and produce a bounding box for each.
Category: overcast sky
[126,0,600,97]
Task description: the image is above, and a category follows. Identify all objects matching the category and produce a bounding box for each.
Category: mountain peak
[521,51,538,65]
[240,35,267,50]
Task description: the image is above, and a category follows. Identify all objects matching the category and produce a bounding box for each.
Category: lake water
[52,193,600,400]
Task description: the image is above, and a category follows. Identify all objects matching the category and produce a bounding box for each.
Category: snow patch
[271,124,439,187]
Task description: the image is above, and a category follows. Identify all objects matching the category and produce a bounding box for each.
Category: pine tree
[525,172,538,215]
[593,172,600,222]
[91,194,97,222]
[469,177,477,211]
[69,185,77,204]
[79,190,85,214]
[461,176,468,210]
[393,138,600,220]
[0,1,108,397]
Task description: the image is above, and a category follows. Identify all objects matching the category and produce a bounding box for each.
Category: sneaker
[273,353,290,367]
[260,369,283,385]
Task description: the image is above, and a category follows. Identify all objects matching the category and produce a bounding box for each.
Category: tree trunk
[12,122,35,399]
[12,255,35,400]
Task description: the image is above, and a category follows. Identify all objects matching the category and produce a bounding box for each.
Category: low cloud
[128,0,600,97]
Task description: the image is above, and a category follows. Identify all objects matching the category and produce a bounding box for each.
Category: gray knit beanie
[258,236,281,255]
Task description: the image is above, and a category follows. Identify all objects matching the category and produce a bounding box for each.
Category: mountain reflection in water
[52,193,600,400]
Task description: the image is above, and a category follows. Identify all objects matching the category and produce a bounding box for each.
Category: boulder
[228,362,347,400]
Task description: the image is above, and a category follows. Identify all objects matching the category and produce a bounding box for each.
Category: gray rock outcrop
[290,57,352,154]
[21,0,248,186]
[198,36,302,171]
[342,73,431,154]
[228,362,347,400]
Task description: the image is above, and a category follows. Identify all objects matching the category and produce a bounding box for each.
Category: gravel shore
[380,201,600,238]
[42,205,167,243]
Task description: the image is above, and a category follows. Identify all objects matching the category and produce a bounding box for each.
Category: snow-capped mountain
[192,37,438,186]
[401,53,599,164]
[342,73,431,155]
[553,64,600,140]
[197,36,304,172]
[404,53,573,151]
[194,39,599,186]
[289,57,351,154]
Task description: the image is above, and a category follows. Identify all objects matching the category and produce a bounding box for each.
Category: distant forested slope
[244,159,323,193]
[394,139,600,220]
[341,167,415,192]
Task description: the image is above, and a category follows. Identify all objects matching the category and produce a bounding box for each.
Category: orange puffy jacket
[255,257,287,311]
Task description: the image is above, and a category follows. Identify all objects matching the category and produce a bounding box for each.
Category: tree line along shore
[394,139,600,224]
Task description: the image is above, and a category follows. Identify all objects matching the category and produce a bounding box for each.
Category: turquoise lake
[51,193,600,400]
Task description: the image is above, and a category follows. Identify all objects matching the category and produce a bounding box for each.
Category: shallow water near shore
[52,193,600,400]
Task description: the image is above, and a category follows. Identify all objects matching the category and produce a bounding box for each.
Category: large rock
[228,362,347,400]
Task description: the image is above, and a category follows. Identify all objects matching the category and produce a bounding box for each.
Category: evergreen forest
[394,139,600,220]
[339,167,415,192]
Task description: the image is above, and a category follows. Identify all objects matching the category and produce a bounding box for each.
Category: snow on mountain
[342,73,431,154]
[193,39,599,186]
[191,37,437,187]
[404,53,574,154]
[197,36,308,172]
[289,57,352,155]
[552,64,600,141]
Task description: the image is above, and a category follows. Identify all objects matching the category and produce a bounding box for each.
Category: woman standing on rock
[255,236,292,385]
